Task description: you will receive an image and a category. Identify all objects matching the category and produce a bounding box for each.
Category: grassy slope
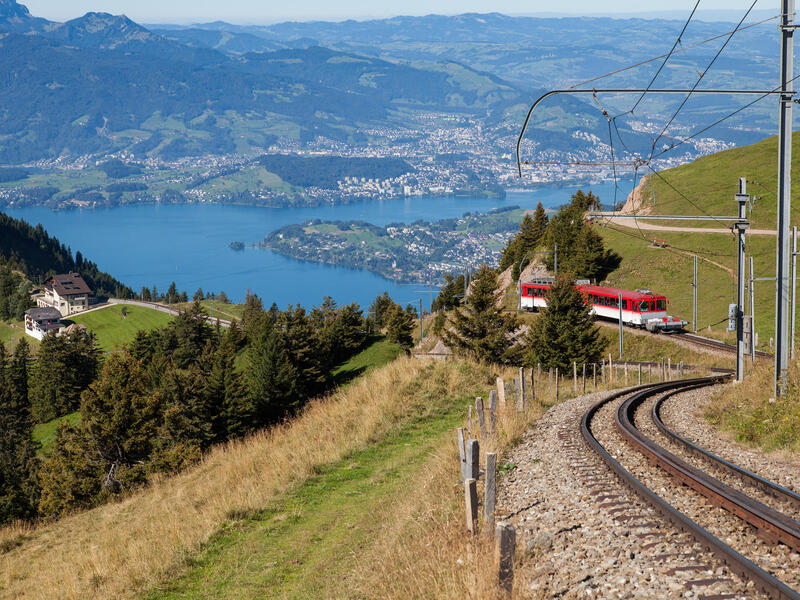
[68,305,173,352]
[174,299,245,322]
[33,412,80,455]
[0,320,38,352]
[0,357,499,600]
[590,134,800,348]
[145,372,467,600]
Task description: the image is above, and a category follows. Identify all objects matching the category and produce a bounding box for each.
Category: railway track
[678,332,772,359]
[582,377,800,599]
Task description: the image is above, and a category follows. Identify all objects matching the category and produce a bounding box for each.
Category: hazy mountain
[0,0,52,33]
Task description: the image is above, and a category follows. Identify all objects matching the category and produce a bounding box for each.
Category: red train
[521,278,687,332]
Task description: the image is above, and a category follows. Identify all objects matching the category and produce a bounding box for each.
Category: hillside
[591,133,799,348]
[0,209,132,297]
[0,356,505,599]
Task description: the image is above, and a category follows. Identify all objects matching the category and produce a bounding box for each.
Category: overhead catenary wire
[648,0,759,159]
[566,14,778,91]
[627,0,702,116]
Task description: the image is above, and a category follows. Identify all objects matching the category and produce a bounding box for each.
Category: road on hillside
[594,213,776,236]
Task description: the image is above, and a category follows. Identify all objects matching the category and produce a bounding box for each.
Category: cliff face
[620,175,652,214]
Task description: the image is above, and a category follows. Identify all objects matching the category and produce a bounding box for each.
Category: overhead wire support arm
[516,88,788,177]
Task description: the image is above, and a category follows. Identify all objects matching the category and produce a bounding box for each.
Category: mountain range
[0,0,782,168]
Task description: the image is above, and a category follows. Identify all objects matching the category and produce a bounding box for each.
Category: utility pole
[736,179,749,382]
[419,298,423,344]
[618,292,623,360]
[775,0,795,393]
[793,227,798,359]
[693,255,698,332]
[554,242,558,277]
[750,256,756,362]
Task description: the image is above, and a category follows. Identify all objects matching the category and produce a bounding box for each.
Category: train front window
[639,300,649,312]
[656,299,666,311]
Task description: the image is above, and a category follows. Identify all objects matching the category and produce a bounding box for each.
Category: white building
[36,272,92,316]
[24,307,64,341]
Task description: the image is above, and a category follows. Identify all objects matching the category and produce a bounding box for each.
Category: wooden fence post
[518,368,526,411]
[476,397,487,439]
[582,363,586,393]
[555,367,559,400]
[484,452,497,534]
[488,389,497,433]
[573,361,577,394]
[638,363,642,385]
[601,360,606,385]
[624,362,628,385]
[593,362,597,388]
[608,353,613,382]
[496,377,506,409]
[467,405,473,438]
[495,522,516,595]
[548,367,553,388]
[457,427,467,482]
[667,357,671,380]
[466,439,480,480]
[464,479,478,534]
[530,367,535,402]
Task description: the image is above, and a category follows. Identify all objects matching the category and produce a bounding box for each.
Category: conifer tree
[0,344,39,524]
[431,274,464,312]
[279,305,325,399]
[29,330,100,422]
[442,264,521,364]
[246,320,298,426]
[386,304,415,352]
[524,273,605,371]
[367,292,394,331]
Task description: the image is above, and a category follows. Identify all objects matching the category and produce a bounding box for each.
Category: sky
[21,0,761,25]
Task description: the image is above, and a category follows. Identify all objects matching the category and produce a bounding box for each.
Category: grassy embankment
[174,299,245,322]
[67,305,174,352]
[0,320,35,352]
[705,362,800,454]
[0,349,677,600]
[595,132,800,349]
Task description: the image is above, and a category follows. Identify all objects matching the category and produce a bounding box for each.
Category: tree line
[0,293,407,524]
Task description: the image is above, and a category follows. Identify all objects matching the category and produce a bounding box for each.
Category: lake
[5,180,635,311]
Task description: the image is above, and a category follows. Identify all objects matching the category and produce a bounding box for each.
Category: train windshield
[656,299,666,311]
[639,300,650,312]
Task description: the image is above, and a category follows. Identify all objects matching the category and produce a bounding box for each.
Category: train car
[520,280,687,332]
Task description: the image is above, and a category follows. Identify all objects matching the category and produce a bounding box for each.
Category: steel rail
[581,377,800,600]
[516,88,789,177]
[652,388,800,512]
[680,331,772,359]
[618,384,800,552]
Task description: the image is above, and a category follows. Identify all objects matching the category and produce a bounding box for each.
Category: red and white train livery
[521,278,687,332]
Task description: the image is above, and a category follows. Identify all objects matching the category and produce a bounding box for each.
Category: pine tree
[246,320,298,426]
[386,304,415,352]
[442,264,521,364]
[279,305,325,399]
[524,273,605,371]
[0,344,40,524]
[367,292,394,330]
[166,282,179,304]
[29,331,100,422]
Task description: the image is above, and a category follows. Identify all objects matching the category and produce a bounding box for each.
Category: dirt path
[595,213,776,236]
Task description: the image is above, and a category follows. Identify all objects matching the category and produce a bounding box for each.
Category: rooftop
[26,307,63,321]
[45,272,92,297]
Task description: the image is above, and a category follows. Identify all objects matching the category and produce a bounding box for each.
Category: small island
[229,241,245,251]
[260,206,524,283]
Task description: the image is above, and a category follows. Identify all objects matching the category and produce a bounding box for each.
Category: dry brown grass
[705,361,800,454]
[347,366,571,600]
[0,356,492,600]
[1,354,683,600]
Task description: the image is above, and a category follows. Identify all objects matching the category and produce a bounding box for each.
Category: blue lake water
[5,180,634,310]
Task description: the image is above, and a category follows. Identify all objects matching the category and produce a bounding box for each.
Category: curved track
[582,378,800,600]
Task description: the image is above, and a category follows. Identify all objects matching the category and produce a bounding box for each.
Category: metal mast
[775,0,795,393]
